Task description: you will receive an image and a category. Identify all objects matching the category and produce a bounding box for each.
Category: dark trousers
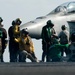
[10,51,19,62]
[0,53,4,62]
[19,50,37,62]
[46,44,51,62]
[61,45,68,56]
[9,46,19,62]
[42,41,51,62]
[42,50,47,62]
[42,41,47,62]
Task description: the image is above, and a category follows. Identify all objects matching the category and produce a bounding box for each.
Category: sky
[0,0,73,62]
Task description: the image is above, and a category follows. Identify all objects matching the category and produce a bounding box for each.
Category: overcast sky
[0,0,73,62]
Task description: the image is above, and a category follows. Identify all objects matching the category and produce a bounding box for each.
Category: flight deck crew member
[58,25,70,57]
[41,20,56,62]
[67,31,75,61]
[70,31,75,42]
[8,18,22,62]
[18,29,38,62]
[0,17,7,62]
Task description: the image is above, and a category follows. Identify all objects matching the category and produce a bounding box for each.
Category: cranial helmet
[47,20,54,27]
[61,25,66,30]
[15,18,22,25]
[21,29,29,35]
[0,17,3,22]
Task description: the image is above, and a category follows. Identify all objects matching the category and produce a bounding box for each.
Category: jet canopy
[47,1,75,15]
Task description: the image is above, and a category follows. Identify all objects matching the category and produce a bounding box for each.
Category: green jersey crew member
[0,17,7,62]
[41,20,56,62]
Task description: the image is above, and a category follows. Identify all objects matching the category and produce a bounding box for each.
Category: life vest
[13,25,20,41]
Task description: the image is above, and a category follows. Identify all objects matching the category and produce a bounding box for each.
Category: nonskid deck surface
[0,62,75,75]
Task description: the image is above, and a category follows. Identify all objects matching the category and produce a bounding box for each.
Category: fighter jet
[20,1,75,39]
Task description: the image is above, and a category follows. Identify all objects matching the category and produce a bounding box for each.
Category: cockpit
[47,1,75,15]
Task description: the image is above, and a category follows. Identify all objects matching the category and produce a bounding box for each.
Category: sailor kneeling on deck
[15,29,38,62]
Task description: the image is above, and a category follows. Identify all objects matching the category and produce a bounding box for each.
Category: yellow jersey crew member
[18,29,38,62]
[0,17,7,62]
[8,18,22,62]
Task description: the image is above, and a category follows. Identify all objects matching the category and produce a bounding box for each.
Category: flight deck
[0,62,75,75]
